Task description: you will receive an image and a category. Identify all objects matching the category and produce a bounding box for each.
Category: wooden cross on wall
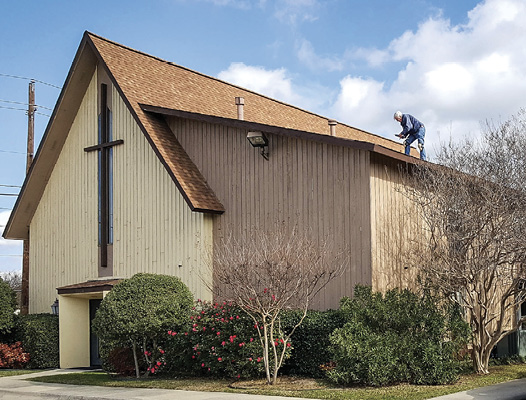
[84,84,123,268]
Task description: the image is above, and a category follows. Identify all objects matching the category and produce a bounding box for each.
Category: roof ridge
[85,31,389,143]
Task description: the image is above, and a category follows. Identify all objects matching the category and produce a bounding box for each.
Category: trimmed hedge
[0,278,16,335]
[327,286,470,386]
[280,309,345,377]
[94,273,194,377]
[12,314,59,369]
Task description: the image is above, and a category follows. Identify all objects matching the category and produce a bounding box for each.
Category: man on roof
[394,111,426,161]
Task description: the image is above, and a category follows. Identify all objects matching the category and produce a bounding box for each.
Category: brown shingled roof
[86,32,408,153]
[3,31,415,240]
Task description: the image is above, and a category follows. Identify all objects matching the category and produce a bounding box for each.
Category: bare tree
[209,227,345,384]
[400,110,526,374]
[0,271,22,292]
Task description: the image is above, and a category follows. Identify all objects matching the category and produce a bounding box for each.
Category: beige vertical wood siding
[30,72,99,313]
[29,68,213,313]
[369,155,421,292]
[167,118,372,310]
[111,86,213,301]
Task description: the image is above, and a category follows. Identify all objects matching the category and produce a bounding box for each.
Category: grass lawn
[26,364,526,400]
[0,369,41,377]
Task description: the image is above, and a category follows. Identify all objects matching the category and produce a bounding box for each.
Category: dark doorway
[89,299,102,367]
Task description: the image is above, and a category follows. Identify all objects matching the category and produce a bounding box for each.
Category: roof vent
[235,97,244,120]
[328,119,337,136]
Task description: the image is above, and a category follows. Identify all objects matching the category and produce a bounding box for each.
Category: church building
[3,32,421,368]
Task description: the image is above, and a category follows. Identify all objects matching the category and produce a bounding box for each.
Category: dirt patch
[230,376,326,390]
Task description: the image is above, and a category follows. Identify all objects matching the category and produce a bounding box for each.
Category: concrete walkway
[429,377,526,400]
[0,369,310,400]
[1,369,525,400]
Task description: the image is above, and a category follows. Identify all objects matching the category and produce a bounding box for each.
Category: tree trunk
[131,340,140,379]
[472,348,490,374]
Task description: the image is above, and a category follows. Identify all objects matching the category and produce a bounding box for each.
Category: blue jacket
[399,114,424,138]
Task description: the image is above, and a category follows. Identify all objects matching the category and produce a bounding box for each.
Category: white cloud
[218,62,296,101]
[297,39,344,72]
[0,210,21,274]
[328,0,526,158]
[196,0,267,9]
[0,210,18,247]
[273,0,321,25]
[217,62,330,111]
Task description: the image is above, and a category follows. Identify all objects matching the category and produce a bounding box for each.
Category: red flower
[218,357,222,361]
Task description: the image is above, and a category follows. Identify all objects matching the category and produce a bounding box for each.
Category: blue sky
[1,0,524,273]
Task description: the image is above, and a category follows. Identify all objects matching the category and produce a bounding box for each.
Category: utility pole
[21,80,35,315]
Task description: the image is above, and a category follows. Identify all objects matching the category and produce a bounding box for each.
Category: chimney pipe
[328,119,337,136]
[235,97,244,120]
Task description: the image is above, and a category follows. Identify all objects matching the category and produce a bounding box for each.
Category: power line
[0,99,53,111]
[0,73,61,89]
[0,255,23,257]
[0,184,21,188]
[0,193,18,197]
[0,105,51,117]
[0,149,26,155]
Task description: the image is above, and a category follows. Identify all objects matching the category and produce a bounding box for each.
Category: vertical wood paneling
[111,86,213,301]
[369,156,421,292]
[169,117,372,310]
[30,69,215,313]
[30,71,99,313]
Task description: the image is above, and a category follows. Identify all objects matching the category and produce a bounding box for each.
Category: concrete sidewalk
[1,369,526,400]
[429,377,526,400]
[0,369,310,400]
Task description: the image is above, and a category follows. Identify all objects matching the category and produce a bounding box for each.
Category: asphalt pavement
[1,369,526,400]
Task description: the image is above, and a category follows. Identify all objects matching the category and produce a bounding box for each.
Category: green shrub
[327,285,470,386]
[0,278,16,335]
[165,300,266,379]
[12,314,59,369]
[0,341,30,368]
[107,347,138,376]
[490,355,526,366]
[280,309,345,377]
[93,273,193,378]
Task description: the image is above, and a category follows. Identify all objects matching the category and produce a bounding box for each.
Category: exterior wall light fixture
[51,298,59,315]
[247,131,269,160]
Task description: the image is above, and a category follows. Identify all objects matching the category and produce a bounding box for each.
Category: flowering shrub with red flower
[92,273,193,379]
[166,300,290,379]
[0,342,30,369]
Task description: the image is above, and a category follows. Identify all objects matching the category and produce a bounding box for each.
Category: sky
[1,0,525,273]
